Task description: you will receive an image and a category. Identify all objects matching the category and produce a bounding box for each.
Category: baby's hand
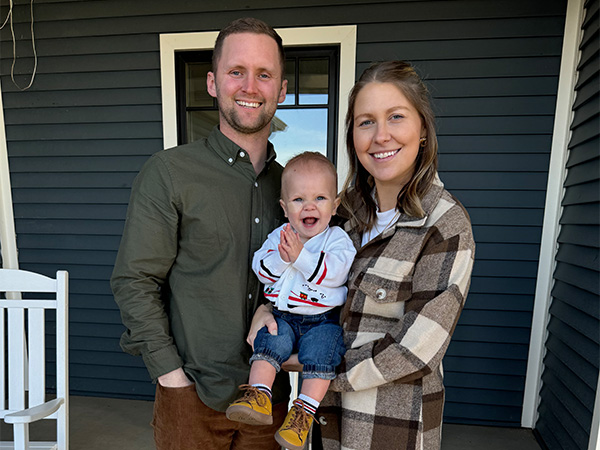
[280,224,303,263]
[279,229,291,262]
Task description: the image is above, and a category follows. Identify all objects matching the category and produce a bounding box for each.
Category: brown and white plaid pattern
[318,176,475,450]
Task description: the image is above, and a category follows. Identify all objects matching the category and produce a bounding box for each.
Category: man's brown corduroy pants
[152,383,288,450]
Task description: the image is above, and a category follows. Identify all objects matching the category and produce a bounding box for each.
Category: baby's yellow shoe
[225,384,273,425]
[275,399,314,450]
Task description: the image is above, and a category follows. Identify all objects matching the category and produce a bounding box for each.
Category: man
[111,17,290,449]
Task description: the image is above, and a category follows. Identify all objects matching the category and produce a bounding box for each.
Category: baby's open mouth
[303,217,317,225]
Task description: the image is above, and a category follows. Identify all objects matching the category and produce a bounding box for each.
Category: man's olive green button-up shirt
[111,127,288,411]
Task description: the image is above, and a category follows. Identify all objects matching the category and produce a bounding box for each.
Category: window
[175,47,339,165]
[160,26,357,182]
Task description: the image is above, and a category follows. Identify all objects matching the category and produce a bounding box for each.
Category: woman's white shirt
[361,207,399,247]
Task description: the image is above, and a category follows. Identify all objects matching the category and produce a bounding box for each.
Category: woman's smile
[371,149,400,159]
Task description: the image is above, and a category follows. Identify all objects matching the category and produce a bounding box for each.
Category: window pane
[186,62,213,107]
[281,59,296,106]
[187,110,220,142]
[299,58,328,105]
[269,109,328,165]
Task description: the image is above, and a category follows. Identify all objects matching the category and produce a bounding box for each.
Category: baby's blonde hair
[281,152,337,199]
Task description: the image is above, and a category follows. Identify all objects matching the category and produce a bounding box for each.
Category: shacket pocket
[356,269,412,304]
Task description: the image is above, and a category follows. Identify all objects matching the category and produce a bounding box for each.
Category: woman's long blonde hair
[340,61,439,233]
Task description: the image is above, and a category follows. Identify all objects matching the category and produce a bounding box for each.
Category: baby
[226,151,356,450]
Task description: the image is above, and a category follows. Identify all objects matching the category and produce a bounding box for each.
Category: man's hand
[157,368,193,387]
[247,304,277,350]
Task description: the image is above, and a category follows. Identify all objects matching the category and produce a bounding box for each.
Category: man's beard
[220,106,272,135]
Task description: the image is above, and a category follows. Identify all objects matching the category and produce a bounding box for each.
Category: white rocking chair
[0,269,69,450]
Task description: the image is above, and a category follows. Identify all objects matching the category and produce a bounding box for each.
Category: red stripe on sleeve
[316,261,328,285]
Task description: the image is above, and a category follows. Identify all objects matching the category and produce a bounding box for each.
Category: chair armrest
[4,398,64,424]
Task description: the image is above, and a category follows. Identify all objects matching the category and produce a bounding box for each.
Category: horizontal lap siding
[0,0,567,423]
[535,0,600,448]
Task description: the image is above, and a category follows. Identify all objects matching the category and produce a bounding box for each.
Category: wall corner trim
[520,0,585,429]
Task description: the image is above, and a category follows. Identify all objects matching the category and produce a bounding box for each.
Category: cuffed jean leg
[298,322,346,379]
[250,317,295,372]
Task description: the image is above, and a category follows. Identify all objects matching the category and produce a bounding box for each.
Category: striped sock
[297,394,319,416]
[252,383,272,400]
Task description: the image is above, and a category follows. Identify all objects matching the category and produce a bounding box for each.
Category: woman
[250,61,475,450]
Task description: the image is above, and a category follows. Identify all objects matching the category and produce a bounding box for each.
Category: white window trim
[159,25,357,185]
[521,0,584,428]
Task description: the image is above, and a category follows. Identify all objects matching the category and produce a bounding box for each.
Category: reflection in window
[187,110,219,143]
[299,58,329,105]
[186,62,213,108]
[270,109,328,166]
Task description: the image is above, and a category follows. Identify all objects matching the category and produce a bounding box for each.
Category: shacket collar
[393,173,444,229]
[343,173,445,246]
[207,126,278,169]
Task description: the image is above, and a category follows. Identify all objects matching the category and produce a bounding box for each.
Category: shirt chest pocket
[353,264,413,320]
[358,269,412,301]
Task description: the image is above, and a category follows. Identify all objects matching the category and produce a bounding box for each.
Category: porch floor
[1,395,542,449]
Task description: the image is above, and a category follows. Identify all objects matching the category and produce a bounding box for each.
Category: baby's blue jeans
[250,308,346,380]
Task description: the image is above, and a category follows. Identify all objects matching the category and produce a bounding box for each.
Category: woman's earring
[419,137,427,148]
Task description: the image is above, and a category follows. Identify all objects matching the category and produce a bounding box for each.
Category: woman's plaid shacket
[319,175,475,450]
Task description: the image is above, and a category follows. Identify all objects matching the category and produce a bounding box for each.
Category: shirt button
[375,288,387,300]
[248,293,252,299]
[228,158,233,164]
[254,182,258,188]
[239,151,246,158]
[255,217,260,224]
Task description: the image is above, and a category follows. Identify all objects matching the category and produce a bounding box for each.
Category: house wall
[535,0,600,447]
[0,0,568,426]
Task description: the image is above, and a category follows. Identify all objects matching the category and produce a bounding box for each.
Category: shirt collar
[207,126,278,168]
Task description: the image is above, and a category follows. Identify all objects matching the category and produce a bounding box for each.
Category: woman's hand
[281,354,304,372]
[247,304,277,350]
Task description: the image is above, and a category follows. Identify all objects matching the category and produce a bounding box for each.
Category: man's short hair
[212,17,285,77]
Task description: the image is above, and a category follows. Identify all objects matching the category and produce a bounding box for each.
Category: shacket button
[254,182,258,188]
[375,288,387,300]
[255,217,260,224]
[248,293,252,299]
[239,151,246,158]
[228,157,233,164]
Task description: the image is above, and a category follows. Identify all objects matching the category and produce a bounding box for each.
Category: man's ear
[207,71,217,98]
[279,199,288,217]
[278,79,288,104]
